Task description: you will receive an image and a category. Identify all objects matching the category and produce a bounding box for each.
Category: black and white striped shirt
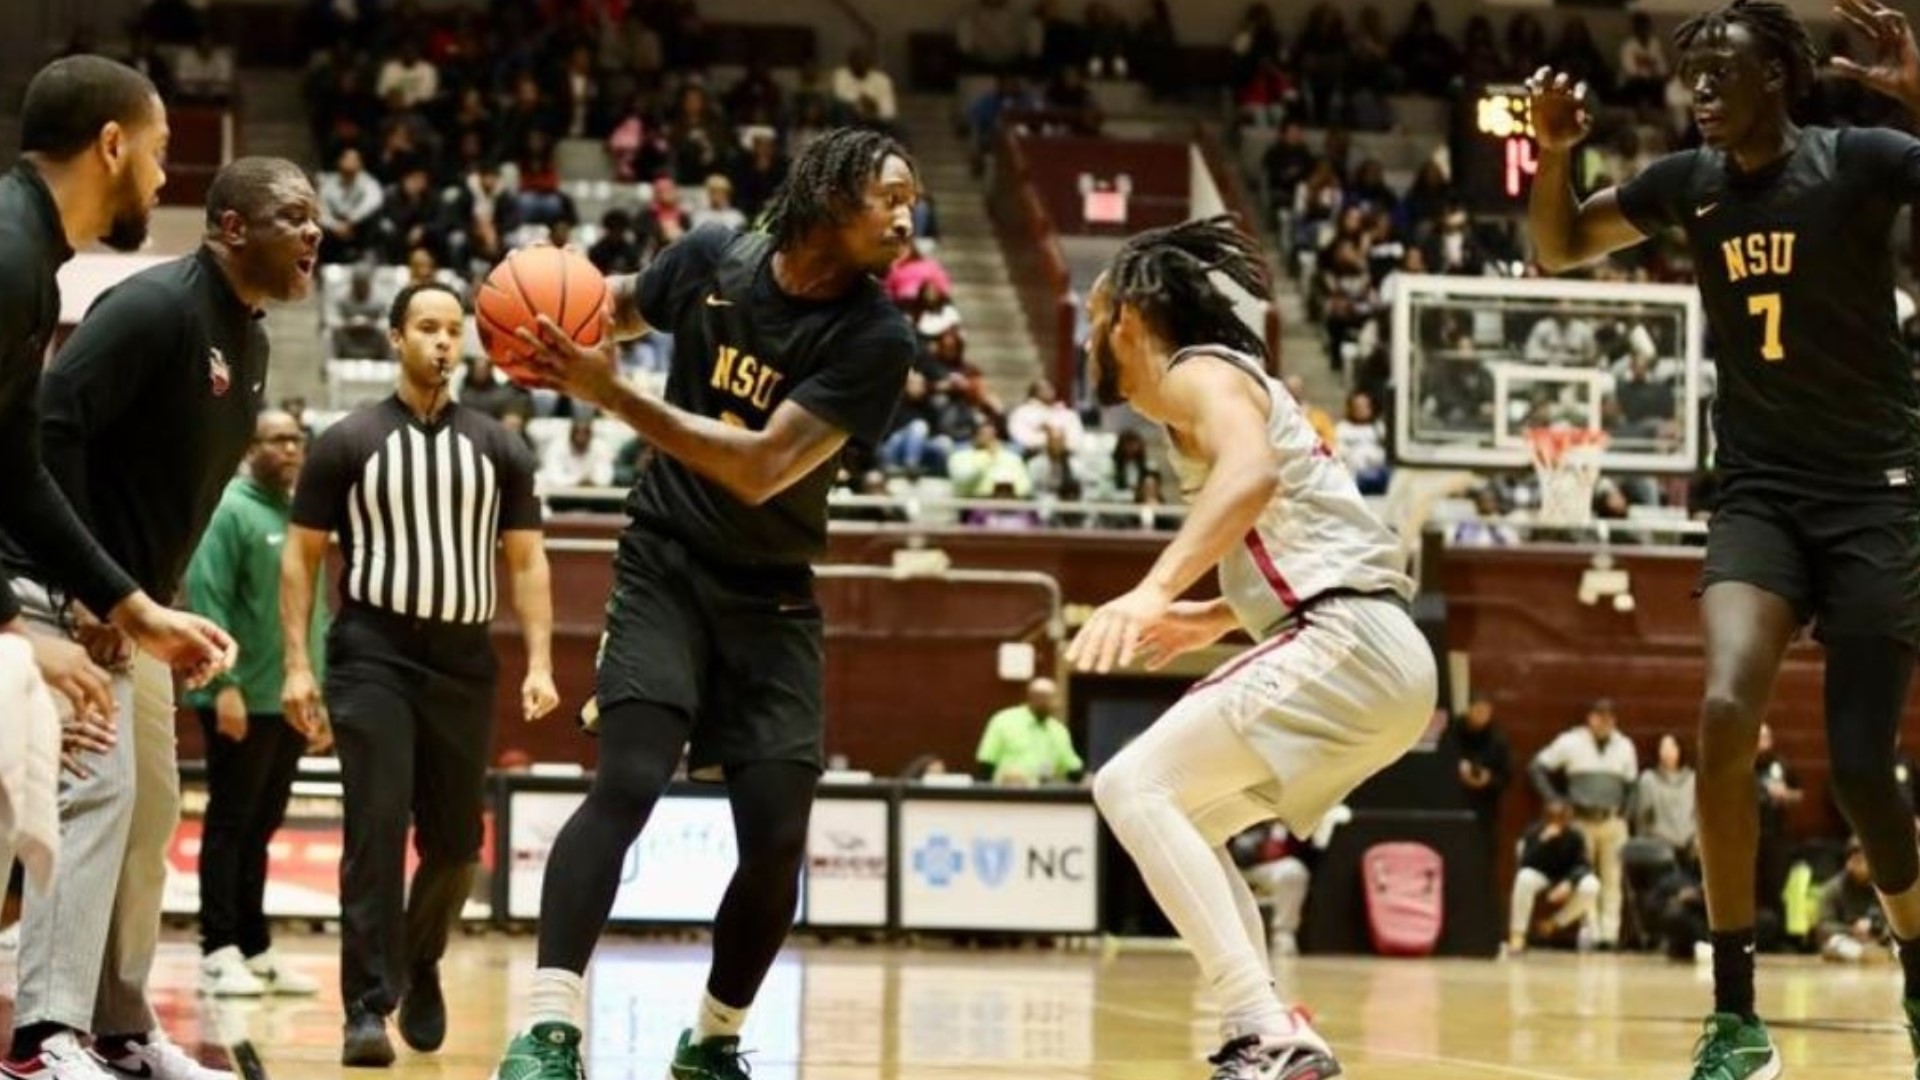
[292,396,540,624]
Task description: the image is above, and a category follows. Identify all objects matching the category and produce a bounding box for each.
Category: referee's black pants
[326,605,496,1017]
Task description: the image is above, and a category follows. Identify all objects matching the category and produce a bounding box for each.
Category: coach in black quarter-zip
[0,156,321,1080]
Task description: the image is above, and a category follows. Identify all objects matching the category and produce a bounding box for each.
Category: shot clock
[1453,83,1542,213]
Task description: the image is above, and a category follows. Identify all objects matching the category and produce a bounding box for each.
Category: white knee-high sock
[1269,859,1310,936]
[1510,869,1548,938]
[1215,849,1274,972]
[1102,789,1287,1039]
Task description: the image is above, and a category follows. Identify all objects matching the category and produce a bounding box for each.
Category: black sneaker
[342,1009,395,1069]
[399,966,446,1052]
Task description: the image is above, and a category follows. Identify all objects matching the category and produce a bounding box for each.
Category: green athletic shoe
[668,1029,752,1080]
[491,1022,586,1080]
[1687,1013,1780,1080]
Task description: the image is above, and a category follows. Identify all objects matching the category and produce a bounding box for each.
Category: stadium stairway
[897,92,1043,408]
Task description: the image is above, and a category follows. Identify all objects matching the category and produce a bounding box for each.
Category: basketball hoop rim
[1525,428,1610,468]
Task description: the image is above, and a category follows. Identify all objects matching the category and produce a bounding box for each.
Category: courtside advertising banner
[897,798,1099,932]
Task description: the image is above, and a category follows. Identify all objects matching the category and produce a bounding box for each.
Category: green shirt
[182,477,328,714]
[975,706,1083,783]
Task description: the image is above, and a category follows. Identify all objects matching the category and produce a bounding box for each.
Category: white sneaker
[0,1032,115,1080]
[1208,1011,1338,1080]
[1269,931,1300,958]
[199,947,265,998]
[245,949,319,996]
[95,1033,234,1080]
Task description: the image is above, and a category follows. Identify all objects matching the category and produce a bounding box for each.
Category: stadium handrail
[988,124,1079,397]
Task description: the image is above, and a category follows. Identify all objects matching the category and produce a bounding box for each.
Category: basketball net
[1526,428,1608,527]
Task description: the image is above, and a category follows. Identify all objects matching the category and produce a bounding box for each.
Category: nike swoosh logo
[1695,203,1717,217]
[704,294,733,307]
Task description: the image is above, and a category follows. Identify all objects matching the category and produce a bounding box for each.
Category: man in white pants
[1507,801,1602,954]
[1070,217,1436,1080]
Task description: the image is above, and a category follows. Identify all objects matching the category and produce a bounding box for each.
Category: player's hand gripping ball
[476,246,609,387]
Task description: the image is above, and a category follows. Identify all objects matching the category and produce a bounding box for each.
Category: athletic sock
[1710,928,1758,1021]
[1898,935,1920,1002]
[694,991,748,1042]
[10,1023,66,1061]
[526,968,587,1033]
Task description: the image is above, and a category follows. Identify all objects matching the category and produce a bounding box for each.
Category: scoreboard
[1453,84,1540,213]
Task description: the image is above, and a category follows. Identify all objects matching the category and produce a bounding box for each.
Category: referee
[281,281,558,1067]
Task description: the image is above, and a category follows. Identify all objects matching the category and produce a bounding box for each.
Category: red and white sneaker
[93,1034,233,1080]
[1207,1010,1340,1080]
[0,1032,115,1080]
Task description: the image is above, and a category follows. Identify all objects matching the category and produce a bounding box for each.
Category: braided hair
[1676,0,1818,102]
[758,127,916,252]
[1103,215,1270,359]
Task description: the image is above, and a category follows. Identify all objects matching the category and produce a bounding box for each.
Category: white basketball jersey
[1162,346,1413,640]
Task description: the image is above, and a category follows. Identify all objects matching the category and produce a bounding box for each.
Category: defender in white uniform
[1070,217,1436,1080]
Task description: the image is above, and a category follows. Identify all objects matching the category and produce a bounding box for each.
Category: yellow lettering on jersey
[750,366,784,410]
[1722,231,1796,282]
[730,354,759,398]
[710,346,738,391]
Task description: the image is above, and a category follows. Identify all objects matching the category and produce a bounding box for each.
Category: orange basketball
[475,246,609,386]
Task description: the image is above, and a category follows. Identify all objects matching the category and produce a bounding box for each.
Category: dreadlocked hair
[757,127,915,251]
[1105,214,1270,360]
[1675,0,1818,102]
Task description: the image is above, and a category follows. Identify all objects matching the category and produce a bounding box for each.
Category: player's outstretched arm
[1067,359,1276,674]
[502,529,559,721]
[1527,67,1647,272]
[1831,0,1920,114]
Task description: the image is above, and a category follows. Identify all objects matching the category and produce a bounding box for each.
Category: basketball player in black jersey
[488,128,917,1080]
[1529,1,1920,1076]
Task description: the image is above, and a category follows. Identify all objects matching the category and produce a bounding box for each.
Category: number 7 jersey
[1614,125,1920,491]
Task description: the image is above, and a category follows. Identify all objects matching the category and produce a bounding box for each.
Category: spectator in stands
[539,416,616,503]
[691,175,747,231]
[1391,1,1457,98]
[404,246,455,290]
[1031,0,1087,80]
[1236,53,1298,129]
[374,113,432,186]
[515,132,573,225]
[967,74,1042,169]
[1261,120,1315,223]
[886,243,954,306]
[1816,838,1889,963]
[912,189,941,244]
[123,28,178,100]
[587,211,645,276]
[557,44,603,139]
[1108,428,1151,500]
[1617,12,1670,111]
[1231,2,1285,90]
[1443,691,1511,854]
[330,267,391,360]
[912,282,963,342]
[377,166,447,263]
[1133,0,1178,96]
[1332,390,1388,495]
[457,356,533,420]
[1347,7,1398,109]
[174,27,235,101]
[640,175,690,254]
[1007,378,1084,455]
[1131,469,1177,531]
[320,147,385,264]
[730,133,789,219]
[1450,486,1520,547]
[1504,12,1548,81]
[1524,304,1599,363]
[1424,203,1486,275]
[950,417,1032,499]
[880,371,964,477]
[1083,1,1131,80]
[1459,15,1505,87]
[1399,160,1453,240]
[667,85,728,184]
[723,60,783,125]
[1027,427,1080,498]
[1044,65,1097,114]
[975,678,1083,786]
[1311,239,1377,369]
[495,73,559,166]
[598,6,663,104]
[1347,159,1396,217]
[1632,734,1698,860]
[1530,699,1638,950]
[604,96,655,183]
[377,40,439,110]
[832,45,898,127]
[1755,723,1804,927]
[958,0,1031,74]
[1615,353,1677,435]
[1550,17,1613,103]
[1294,4,1351,126]
[451,160,520,274]
[1508,801,1602,954]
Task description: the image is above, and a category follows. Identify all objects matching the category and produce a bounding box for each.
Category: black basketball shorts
[587,525,825,780]
[1700,476,1920,644]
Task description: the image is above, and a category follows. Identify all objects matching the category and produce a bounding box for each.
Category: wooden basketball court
[32,932,1912,1079]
